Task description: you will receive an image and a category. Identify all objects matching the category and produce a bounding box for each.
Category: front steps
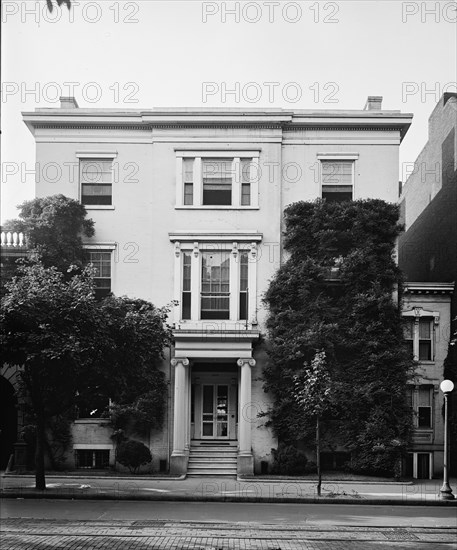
[187,440,238,477]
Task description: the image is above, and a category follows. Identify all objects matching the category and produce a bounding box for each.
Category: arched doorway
[0,376,17,469]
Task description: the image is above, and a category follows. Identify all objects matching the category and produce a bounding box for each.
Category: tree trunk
[316,415,321,497]
[35,412,46,490]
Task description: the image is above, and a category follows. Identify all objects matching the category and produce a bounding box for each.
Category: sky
[1,0,456,221]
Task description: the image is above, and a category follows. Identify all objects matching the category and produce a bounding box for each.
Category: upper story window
[321,160,354,202]
[403,317,433,361]
[86,250,112,300]
[80,159,113,206]
[175,151,259,209]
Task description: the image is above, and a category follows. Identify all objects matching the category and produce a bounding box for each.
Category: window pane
[419,341,431,361]
[418,386,431,406]
[239,251,249,320]
[183,158,194,182]
[184,183,193,205]
[419,319,431,339]
[87,251,111,299]
[321,161,353,185]
[322,188,353,202]
[202,159,232,205]
[201,251,230,319]
[241,183,251,205]
[418,407,431,428]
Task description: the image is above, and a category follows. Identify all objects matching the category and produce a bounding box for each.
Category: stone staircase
[187,440,238,477]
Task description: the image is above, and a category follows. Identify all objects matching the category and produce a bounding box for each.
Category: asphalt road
[1,499,456,526]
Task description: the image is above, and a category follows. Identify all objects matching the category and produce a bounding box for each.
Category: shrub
[271,443,308,475]
[116,439,152,474]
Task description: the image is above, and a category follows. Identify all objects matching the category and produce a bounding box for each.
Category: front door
[202,384,229,439]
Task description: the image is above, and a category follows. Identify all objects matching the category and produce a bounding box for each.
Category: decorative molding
[169,231,263,243]
[193,242,199,258]
[403,282,454,295]
[232,242,238,258]
[237,358,256,367]
[174,241,181,258]
[171,358,190,367]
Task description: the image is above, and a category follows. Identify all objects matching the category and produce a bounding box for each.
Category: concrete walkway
[2,472,457,505]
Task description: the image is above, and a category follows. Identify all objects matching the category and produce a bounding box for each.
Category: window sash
[321,161,353,185]
[201,251,230,319]
[80,159,113,205]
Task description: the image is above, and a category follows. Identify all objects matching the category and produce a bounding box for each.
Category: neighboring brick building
[399,93,457,477]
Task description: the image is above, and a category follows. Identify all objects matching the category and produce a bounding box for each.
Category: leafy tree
[3,195,94,274]
[46,0,71,12]
[263,199,414,477]
[0,262,101,489]
[294,350,333,494]
[1,263,173,488]
[98,297,173,440]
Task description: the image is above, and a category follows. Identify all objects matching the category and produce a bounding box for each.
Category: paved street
[1,500,456,549]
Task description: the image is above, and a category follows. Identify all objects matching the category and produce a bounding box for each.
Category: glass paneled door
[202,385,229,438]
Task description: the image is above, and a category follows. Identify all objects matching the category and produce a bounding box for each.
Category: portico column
[170,357,190,474]
[237,358,255,475]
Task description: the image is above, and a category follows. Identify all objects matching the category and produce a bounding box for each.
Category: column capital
[171,357,190,367]
[237,358,256,368]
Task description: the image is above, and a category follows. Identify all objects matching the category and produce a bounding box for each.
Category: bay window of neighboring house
[406,385,433,429]
[171,237,259,324]
[175,152,259,208]
[319,157,356,202]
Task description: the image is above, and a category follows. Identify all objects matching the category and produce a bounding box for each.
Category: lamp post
[439,379,455,500]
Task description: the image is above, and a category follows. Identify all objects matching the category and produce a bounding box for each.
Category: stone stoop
[187,440,238,477]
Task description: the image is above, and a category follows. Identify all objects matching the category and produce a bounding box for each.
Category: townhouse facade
[0,95,451,478]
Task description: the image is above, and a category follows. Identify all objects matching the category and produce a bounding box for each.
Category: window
[183,158,194,205]
[241,159,251,206]
[172,235,259,323]
[80,159,113,205]
[417,386,432,428]
[75,449,110,469]
[403,317,433,361]
[418,319,432,360]
[321,160,353,202]
[203,159,233,205]
[182,252,192,320]
[201,251,230,319]
[407,385,433,429]
[176,153,258,208]
[87,251,111,299]
[239,251,249,320]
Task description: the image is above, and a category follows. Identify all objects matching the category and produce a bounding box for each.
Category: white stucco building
[14,95,445,477]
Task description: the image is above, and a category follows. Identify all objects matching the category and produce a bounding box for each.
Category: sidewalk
[2,472,457,505]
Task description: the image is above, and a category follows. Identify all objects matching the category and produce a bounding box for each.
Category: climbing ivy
[263,199,414,476]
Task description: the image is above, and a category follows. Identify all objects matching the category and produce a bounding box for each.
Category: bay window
[170,234,261,324]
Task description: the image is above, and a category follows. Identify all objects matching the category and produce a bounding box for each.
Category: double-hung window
[176,152,259,208]
[86,250,112,299]
[321,160,354,202]
[171,235,261,324]
[80,159,113,206]
[202,159,233,206]
[403,316,434,361]
[406,385,433,429]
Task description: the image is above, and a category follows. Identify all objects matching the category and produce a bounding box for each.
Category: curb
[1,491,456,506]
[2,473,186,481]
[237,477,414,485]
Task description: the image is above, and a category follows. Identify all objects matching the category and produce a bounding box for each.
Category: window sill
[417,360,435,365]
[84,205,115,210]
[175,206,259,210]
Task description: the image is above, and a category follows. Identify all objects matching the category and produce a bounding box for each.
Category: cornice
[403,282,455,295]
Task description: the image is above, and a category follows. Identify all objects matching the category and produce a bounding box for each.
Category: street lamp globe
[440,380,455,394]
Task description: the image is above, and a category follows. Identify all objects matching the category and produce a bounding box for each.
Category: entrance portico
[170,330,259,476]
